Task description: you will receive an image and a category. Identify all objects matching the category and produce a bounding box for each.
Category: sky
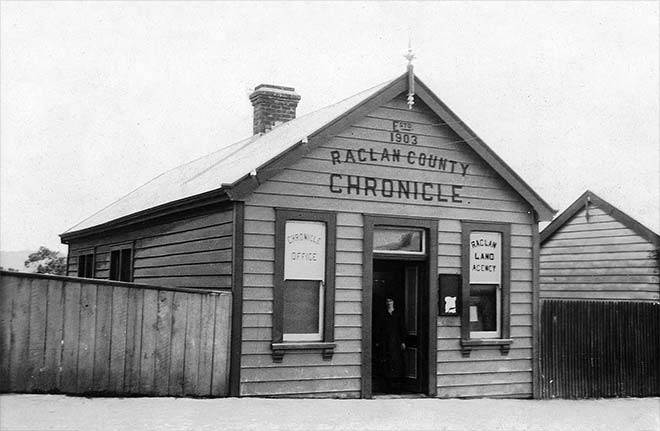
[1,1,659,254]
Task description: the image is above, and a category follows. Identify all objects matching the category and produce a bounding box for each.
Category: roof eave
[63,71,559,240]
[224,73,556,220]
[60,188,231,243]
[225,74,410,200]
[413,77,556,221]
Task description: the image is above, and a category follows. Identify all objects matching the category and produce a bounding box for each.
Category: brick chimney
[249,84,301,135]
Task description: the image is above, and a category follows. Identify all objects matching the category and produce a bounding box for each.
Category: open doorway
[372,259,427,394]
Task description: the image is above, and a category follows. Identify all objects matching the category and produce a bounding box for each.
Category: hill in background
[2,250,37,271]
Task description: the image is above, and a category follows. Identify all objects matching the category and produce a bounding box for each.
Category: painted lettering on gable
[391,120,418,144]
[325,118,473,204]
[329,174,463,203]
[392,120,414,132]
[329,148,470,176]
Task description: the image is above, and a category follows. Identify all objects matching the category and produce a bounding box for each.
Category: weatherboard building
[538,190,659,398]
[59,68,555,398]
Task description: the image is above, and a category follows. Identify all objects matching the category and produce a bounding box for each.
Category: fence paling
[0,272,231,397]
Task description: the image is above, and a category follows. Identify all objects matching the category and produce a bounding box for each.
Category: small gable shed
[540,190,660,302]
[538,190,659,398]
[61,72,555,399]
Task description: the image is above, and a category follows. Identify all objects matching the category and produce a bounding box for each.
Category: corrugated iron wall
[540,299,660,398]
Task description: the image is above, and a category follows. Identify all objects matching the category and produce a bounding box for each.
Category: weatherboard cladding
[67,209,233,290]
[240,93,535,398]
[540,201,660,302]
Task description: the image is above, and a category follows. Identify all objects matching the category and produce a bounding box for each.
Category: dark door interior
[372,259,426,394]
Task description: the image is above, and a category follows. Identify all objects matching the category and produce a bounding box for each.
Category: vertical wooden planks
[43,279,65,391]
[27,278,48,391]
[196,293,216,396]
[76,284,97,393]
[109,285,128,394]
[211,293,232,396]
[61,281,82,393]
[10,277,32,392]
[154,290,173,395]
[168,292,188,396]
[123,287,143,393]
[183,294,202,396]
[139,289,158,395]
[0,273,233,398]
[0,274,19,392]
[92,285,113,392]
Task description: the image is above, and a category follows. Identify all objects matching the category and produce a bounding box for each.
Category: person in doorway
[378,296,406,393]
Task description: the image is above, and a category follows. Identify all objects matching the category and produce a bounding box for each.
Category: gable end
[541,190,660,246]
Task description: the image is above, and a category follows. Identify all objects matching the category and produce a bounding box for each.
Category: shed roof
[62,73,555,241]
[540,190,660,246]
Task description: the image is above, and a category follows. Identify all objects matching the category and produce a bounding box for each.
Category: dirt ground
[0,394,658,431]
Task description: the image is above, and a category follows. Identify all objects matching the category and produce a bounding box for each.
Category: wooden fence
[540,299,660,398]
[0,271,232,397]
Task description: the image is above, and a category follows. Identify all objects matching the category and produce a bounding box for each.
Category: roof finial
[404,37,415,109]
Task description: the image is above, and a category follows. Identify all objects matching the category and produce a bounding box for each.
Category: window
[373,227,425,254]
[469,284,500,338]
[272,209,336,361]
[460,222,511,355]
[77,252,95,278]
[283,279,323,341]
[282,219,326,342]
[109,247,133,282]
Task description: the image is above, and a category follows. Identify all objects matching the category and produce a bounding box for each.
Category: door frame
[361,215,438,398]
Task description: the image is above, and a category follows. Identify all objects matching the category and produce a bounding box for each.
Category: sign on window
[284,221,326,281]
[469,231,501,284]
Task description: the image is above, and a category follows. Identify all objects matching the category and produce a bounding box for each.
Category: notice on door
[469,231,501,284]
[284,220,326,281]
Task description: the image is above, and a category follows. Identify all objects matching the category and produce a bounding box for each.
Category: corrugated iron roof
[64,79,394,233]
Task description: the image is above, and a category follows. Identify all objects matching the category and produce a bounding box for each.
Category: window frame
[460,221,512,356]
[76,248,95,278]
[109,242,134,282]
[272,209,337,361]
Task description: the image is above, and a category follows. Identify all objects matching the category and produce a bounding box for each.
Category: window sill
[271,342,336,362]
[460,338,513,357]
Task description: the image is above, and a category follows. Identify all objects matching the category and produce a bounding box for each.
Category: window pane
[120,249,132,282]
[77,255,85,277]
[109,250,120,280]
[405,266,417,333]
[283,280,320,335]
[469,285,497,332]
[374,228,423,252]
[84,254,94,278]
